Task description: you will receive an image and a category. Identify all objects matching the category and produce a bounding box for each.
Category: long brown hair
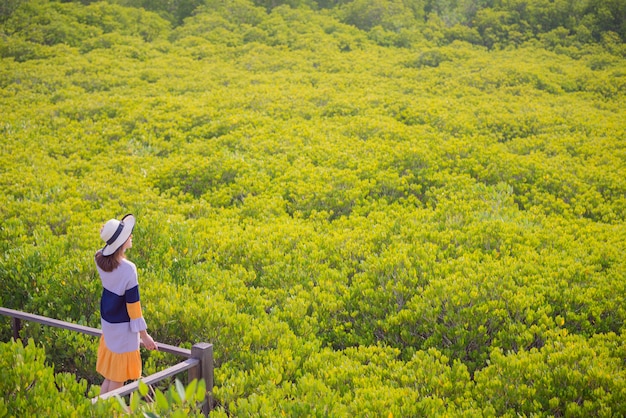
[95,245,126,272]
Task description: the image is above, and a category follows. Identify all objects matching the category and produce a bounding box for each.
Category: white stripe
[101,319,140,353]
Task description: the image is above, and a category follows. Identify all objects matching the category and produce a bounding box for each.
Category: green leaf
[196,379,207,402]
[168,383,182,405]
[175,379,186,403]
[185,379,197,403]
[129,391,140,412]
[138,380,149,397]
[114,395,127,411]
[154,389,170,412]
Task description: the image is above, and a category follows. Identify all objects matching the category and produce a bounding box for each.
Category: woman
[95,214,157,394]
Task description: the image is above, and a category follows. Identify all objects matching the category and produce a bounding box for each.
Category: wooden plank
[0,307,191,358]
[0,307,102,336]
[96,358,200,400]
[153,342,192,358]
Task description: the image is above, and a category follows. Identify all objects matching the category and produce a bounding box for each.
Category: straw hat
[100,214,135,256]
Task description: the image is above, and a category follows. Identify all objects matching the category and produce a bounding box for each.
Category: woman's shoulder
[120,258,137,272]
[107,259,138,289]
[121,258,136,267]
[120,258,138,279]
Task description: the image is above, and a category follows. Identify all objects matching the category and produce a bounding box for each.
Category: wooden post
[189,342,214,416]
[11,317,21,341]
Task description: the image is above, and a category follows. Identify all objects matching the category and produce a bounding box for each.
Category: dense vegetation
[1,0,625,416]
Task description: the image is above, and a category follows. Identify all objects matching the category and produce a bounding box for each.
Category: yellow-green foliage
[1,0,626,416]
[0,339,208,417]
[0,338,103,416]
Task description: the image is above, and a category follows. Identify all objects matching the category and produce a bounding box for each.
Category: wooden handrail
[0,306,213,416]
[0,306,102,336]
[97,358,200,399]
[0,307,192,358]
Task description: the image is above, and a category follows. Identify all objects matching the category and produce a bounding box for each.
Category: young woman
[95,214,157,394]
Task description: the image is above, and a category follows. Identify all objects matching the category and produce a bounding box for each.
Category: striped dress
[95,253,147,382]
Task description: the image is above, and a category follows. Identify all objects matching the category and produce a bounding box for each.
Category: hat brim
[101,214,135,256]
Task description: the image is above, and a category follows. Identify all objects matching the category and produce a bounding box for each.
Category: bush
[0,338,101,416]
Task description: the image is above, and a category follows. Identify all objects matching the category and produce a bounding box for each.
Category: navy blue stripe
[100,288,130,323]
[107,222,125,245]
[125,285,140,304]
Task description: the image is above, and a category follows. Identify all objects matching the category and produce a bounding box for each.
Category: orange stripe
[97,337,141,381]
[127,301,143,320]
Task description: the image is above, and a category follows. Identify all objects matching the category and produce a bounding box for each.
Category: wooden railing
[0,307,214,416]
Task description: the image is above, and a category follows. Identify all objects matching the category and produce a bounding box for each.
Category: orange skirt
[96,336,142,382]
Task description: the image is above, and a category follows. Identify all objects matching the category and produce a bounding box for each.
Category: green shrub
[0,338,101,416]
[1,0,625,416]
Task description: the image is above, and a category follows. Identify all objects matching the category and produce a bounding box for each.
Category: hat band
[106,222,125,245]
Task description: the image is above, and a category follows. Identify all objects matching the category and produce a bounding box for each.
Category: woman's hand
[140,331,158,351]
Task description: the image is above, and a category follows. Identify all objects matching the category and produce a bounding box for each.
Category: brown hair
[95,246,126,272]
